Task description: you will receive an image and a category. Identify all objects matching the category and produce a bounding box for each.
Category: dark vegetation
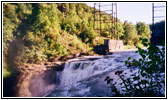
[3,73,19,97]
[150,21,165,45]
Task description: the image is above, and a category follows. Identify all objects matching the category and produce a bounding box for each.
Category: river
[45,50,142,97]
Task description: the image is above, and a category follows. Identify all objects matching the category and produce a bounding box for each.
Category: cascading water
[46,51,141,97]
[61,56,117,86]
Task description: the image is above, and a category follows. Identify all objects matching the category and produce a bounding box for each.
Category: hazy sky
[86,2,166,25]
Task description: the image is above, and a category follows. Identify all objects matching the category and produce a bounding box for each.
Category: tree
[115,22,124,40]
[122,21,138,45]
[136,22,151,39]
[79,28,96,44]
[150,21,165,45]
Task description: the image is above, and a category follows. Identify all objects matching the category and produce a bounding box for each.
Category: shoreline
[3,49,142,97]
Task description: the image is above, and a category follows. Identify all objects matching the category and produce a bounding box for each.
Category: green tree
[136,22,151,39]
[79,28,96,44]
[4,3,137,70]
[122,21,138,45]
[115,22,124,40]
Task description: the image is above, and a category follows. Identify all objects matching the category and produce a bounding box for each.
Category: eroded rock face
[16,62,64,97]
[28,69,57,97]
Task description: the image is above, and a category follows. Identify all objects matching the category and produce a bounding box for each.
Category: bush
[55,43,68,56]
[105,38,165,97]
[79,28,96,43]
[16,46,47,65]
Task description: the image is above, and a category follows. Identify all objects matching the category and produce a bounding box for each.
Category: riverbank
[2,49,137,97]
[45,50,141,97]
[2,47,147,97]
[3,61,64,97]
[45,49,165,97]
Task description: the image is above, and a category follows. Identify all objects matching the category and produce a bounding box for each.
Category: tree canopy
[3,3,152,70]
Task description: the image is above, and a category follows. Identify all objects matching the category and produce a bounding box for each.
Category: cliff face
[16,63,64,97]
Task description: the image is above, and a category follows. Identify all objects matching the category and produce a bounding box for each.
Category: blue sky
[86,2,166,25]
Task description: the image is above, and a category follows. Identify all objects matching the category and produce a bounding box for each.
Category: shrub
[15,46,47,65]
[105,38,165,97]
[79,28,96,43]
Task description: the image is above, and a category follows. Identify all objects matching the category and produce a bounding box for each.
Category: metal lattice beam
[94,3,118,39]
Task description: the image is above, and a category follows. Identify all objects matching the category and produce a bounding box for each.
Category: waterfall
[46,51,142,97]
[60,55,123,86]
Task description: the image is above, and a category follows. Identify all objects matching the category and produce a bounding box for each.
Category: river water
[46,50,143,97]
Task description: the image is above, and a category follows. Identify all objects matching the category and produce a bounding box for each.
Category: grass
[124,43,145,50]
[124,45,136,50]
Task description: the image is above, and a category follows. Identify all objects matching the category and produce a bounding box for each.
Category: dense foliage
[122,21,138,45]
[3,3,151,75]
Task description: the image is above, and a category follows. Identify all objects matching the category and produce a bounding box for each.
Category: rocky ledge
[16,61,64,97]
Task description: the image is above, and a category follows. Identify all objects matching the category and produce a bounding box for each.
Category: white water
[60,51,141,86]
[60,58,115,86]
[46,51,144,97]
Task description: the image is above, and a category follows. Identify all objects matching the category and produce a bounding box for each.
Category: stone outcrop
[16,62,64,97]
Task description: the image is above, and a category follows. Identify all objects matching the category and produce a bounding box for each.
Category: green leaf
[141,72,147,77]
[125,61,128,65]
[133,76,140,80]
[143,43,148,47]
[128,57,131,60]
[142,38,148,43]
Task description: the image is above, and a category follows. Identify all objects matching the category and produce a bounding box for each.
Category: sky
[86,2,166,25]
